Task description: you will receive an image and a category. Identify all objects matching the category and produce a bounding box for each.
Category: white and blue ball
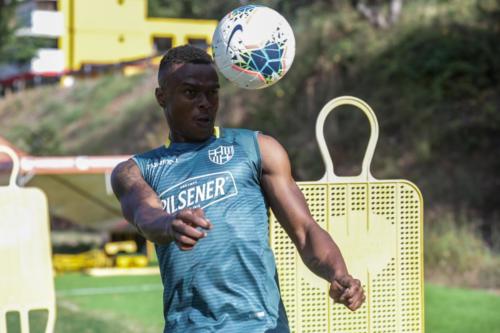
[212,5,295,89]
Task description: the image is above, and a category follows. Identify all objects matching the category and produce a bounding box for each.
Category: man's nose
[198,92,212,110]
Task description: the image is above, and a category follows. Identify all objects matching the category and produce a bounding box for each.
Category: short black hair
[158,45,214,87]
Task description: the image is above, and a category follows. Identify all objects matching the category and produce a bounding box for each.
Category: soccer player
[111,45,365,332]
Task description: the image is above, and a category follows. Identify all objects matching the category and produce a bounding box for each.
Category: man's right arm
[111,159,212,249]
[111,159,172,244]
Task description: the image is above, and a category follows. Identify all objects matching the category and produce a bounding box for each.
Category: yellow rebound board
[270,96,424,333]
[0,146,55,333]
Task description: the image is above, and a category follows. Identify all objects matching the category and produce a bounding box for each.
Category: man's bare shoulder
[111,159,142,198]
[113,159,138,175]
[256,133,291,175]
[257,132,280,145]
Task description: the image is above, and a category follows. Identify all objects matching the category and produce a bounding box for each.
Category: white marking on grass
[57,284,163,297]
[58,299,80,312]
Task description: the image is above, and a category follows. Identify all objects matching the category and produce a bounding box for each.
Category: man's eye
[184,89,196,97]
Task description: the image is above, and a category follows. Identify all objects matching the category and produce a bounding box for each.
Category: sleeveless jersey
[133,128,289,333]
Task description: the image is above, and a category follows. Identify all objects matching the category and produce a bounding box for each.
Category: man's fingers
[347,293,366,311]
[171,219,206,240]
[340,280,362,302]
[169,209,213,251]
[192,208,213,229]
[348,300,362,311]
[339,289,349,303]
[177,209,212,230]
[330,275,366,311]
[178,244,194,251]
[346,290,365,309]
[329,280,345,301]
[172,226,201,251]
[174,233,197,246]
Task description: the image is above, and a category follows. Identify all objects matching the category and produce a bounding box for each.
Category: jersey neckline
[164,126,221,151]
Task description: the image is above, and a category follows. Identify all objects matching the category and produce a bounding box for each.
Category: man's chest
[147,142,255,214]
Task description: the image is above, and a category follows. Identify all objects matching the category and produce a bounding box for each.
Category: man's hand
[329,275,365,311]
[167,208,213,251]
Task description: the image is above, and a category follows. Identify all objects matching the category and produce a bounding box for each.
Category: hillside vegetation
[0,0,499,287]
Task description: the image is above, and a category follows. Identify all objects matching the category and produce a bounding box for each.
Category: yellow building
[1,0,217,88]
[58,0,217,71]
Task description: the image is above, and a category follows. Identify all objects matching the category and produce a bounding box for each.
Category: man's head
[155,45,220,143]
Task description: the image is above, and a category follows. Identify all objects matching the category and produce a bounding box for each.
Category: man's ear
[155,87,167,108]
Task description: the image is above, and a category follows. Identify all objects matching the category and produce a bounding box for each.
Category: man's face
[156,62,220,143]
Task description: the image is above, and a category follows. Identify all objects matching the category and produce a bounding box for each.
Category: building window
[188,38,208,51]
[153,37,172,54]
[36,1,58,11]
[37,37,59,49]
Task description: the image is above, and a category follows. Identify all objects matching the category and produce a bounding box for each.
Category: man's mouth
[194,116,212,127]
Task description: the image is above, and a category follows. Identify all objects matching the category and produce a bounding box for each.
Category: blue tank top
[133,128,289,333]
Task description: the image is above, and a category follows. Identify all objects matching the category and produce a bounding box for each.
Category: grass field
[55,274,164,333]
[425,284,500,333]
[6,273,500,332]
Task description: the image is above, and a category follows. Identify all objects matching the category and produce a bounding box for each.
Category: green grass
[425,284,500,333]
[7,274,500,332]
[55,273,164,333]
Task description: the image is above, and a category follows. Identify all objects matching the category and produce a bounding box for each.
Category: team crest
[208,145,234,165]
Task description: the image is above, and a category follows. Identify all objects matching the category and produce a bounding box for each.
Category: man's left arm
[258,134,365,311]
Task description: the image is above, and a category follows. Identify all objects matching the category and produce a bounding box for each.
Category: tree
[147,0,242,19]
[0,0,38,64]
[0,0,17,62]
[351,0,403,28]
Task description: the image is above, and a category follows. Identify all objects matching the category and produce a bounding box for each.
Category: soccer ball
[212,5,295,89]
